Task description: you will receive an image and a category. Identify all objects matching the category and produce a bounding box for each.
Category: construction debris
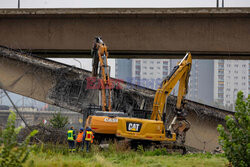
[18,125,67,144]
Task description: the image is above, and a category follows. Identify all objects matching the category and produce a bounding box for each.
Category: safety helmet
[80,128,83,131]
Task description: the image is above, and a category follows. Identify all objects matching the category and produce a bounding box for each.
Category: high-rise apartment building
[131,59,171,89]
[214,60,249,110]
[115,59,171,89]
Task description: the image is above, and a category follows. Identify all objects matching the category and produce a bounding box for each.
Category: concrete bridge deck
[0,8,250,59]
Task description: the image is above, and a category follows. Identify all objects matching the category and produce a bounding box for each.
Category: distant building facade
[214,60,250,110]
[171,59,214,105]
[191,60,214,105]
[115,59,171,89]
[115,59,132,81]
[131,59,171,89]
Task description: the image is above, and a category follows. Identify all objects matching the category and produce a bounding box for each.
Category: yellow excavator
[85,37,128,139]
[116,53,192,146]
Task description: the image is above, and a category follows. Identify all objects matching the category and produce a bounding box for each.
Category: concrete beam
[0,46,154,112]
[0,8,250,59]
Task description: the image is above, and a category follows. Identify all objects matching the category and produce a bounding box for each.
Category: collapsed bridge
[0,46,233,151]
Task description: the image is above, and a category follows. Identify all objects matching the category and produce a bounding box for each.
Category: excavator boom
[151,52,192,120]
[92,37,112,111]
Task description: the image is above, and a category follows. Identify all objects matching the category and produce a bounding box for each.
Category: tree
[217,91,250,167]
[49,112,69,129]
[0,111,38,166]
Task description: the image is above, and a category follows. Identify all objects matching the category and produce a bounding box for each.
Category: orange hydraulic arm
[92,37,112,111]
[151,52,192,121]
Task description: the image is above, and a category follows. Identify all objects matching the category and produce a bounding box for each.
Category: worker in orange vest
[76,128,84,151]
[83,126,94,152]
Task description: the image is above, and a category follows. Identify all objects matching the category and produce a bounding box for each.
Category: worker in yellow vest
[67,126,76,152]
[76,128,84,151]
[83,126,94,152]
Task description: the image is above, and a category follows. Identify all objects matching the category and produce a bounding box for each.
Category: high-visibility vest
[67,130,74,141]
[85,131,93,141]
[76,132,83,142]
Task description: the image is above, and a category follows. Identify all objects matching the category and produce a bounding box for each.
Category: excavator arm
[92,37,112,111]
[151,52,192,121]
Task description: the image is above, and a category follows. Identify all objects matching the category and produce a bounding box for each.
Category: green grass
[24,144,228,167]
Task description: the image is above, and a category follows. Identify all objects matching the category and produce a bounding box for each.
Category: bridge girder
[0,8,250,59]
